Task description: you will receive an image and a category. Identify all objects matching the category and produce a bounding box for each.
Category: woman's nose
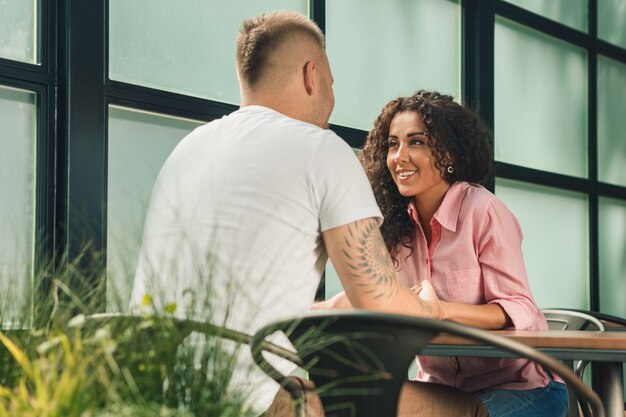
[394,144,409,163]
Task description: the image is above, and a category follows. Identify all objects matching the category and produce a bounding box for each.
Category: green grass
[0,249,257,417]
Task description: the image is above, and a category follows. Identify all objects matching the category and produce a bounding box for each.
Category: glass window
[0,85,37,322]
[495,18,587,178]
[325,147,362,299]
[325,261,342,299]
[108,0,307,104]
[598,55,626,187]
[495,178,589,309]
[502,0,587,32]
[599,195,626,417]
[326,0,460,130]
[599,197,626,318]
[598,0,626,49]
[0,0,39,64]
[106,106,202,310]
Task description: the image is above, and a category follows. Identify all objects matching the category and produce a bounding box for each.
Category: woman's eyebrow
[388,132,429,140]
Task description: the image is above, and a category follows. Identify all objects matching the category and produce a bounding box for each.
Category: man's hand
[312,291,353,310]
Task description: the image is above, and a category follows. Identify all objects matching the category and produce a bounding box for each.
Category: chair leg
[595,362,624,417]
[560,360,582,417]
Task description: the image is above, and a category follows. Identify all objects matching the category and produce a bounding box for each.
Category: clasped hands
[409,280,446,320]
[314,280,445,320]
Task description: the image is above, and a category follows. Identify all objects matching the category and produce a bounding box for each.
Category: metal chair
[542,309,605,377]
[251,310,605,417]
[543,309,605,417]
[543,309,605,332]
[544,308,626,417]
[549,309,626,330]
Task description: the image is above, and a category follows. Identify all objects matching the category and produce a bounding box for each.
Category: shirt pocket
[444,267,484,305]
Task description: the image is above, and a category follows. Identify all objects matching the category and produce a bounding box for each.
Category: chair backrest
[543,309,606,332]
[250,310,605,417]
[551,309,626,330]
[591,312,626,329]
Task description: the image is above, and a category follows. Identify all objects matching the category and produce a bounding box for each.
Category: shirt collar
[407,182,470,233]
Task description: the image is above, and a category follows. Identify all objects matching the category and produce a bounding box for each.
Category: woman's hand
[311,291,353,310]
[411,280,512,329]
[410,280,445,320]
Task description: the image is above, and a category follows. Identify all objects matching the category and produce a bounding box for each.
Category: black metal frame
[251,310,606,417]
[0,0,57,312]
[0,0,625,314]
[490,0,626,312]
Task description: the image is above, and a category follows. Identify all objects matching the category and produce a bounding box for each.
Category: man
[131,10,487,417]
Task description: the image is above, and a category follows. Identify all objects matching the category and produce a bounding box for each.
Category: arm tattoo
[342,218,399,300]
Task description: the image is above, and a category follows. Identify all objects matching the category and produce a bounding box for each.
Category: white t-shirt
[130,105,382,412]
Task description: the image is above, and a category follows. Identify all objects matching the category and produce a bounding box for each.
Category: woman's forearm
[440,301,512,330]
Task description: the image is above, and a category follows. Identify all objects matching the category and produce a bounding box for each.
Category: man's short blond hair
[236,11,325,88]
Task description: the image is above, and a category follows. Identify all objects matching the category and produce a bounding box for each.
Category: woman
[358,90,568,417]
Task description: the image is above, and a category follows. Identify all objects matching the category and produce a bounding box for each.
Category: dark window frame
[0,0,56,314]
[491,0,626,313]
[0,0,624,315]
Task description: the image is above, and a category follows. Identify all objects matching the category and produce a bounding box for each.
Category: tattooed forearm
[341,218,399,300]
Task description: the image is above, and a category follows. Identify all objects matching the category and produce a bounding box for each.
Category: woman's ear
[302,60,316,95]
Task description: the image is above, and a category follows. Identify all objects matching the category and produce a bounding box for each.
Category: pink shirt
[395,182,552,393]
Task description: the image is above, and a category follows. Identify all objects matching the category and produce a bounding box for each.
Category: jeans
[477,371,569,417]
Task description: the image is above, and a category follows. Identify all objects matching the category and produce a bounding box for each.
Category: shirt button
[450,360,457,368]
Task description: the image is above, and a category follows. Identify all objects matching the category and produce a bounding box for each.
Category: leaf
[0,331,33,378]
[0,386,12,398]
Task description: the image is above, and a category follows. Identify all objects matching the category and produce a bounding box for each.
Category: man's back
[131,105,380,333]
[130,104,382,412]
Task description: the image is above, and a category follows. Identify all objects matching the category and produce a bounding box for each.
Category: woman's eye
[387,141,398,148]
[410,139,423,145]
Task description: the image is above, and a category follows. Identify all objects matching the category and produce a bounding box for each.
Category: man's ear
[303,60,316,95]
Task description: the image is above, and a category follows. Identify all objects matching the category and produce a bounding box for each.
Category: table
[423,330,626,417]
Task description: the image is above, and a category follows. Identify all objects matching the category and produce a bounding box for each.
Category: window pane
[324,260,342,300]
[106,106,202,310]
[495,18,587,177]
[0,85,37,322]
[598,55,626,187]
[0,0,38,64]
[599,197,626,318]
[326,0,460,130]
[495,178,589,309]
[598,196,626,401]
[109,0,307,103]
[502,0,587,32]
[598,0,626,49]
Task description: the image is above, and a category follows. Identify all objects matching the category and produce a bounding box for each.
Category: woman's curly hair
[359,90,493,262]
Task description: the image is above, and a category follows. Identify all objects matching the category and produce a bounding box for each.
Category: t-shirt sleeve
[310,132,383,231]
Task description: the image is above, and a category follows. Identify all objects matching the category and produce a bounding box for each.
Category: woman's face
[386,111,449,203]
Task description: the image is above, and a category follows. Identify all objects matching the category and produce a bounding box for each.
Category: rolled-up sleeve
[478,199,540,330]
